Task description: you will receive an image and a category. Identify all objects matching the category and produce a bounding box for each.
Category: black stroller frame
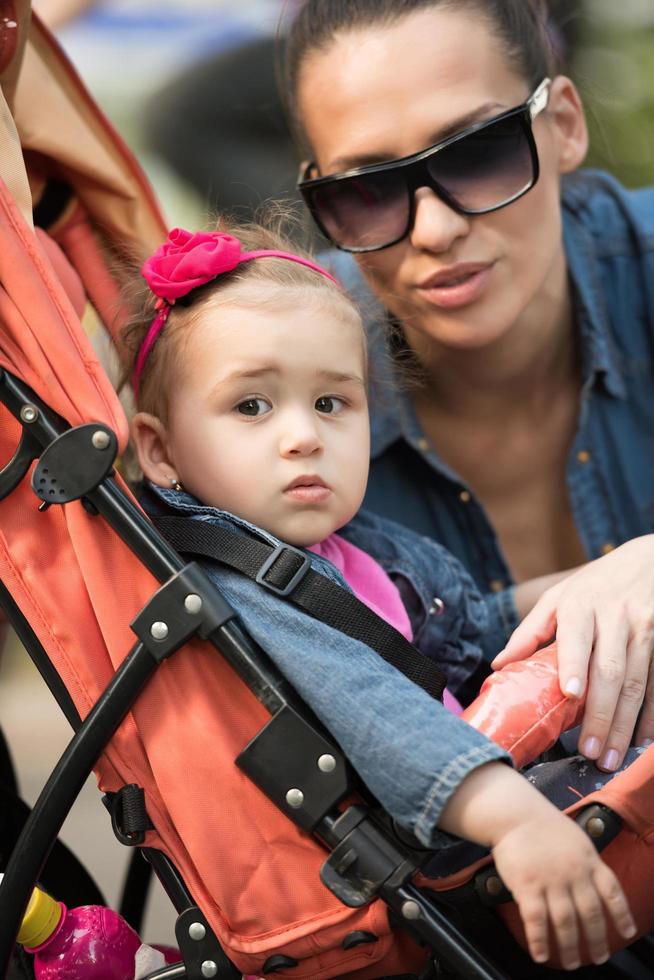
[0,366,619,980]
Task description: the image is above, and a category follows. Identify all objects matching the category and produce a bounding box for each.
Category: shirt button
[489,579,504,593]
[601,542,615,554]
[429,597,445,617]
[577,449,591,464]
[459,490,471,503]
[416,437,430,452]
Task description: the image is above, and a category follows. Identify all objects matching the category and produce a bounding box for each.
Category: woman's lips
[417,263,494,309]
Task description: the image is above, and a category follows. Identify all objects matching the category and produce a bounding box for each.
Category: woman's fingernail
[600,748,620,771]
[563,676,583,698]
[582,736,601,758]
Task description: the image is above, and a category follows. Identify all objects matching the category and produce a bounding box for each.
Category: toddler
[124,223,635,970]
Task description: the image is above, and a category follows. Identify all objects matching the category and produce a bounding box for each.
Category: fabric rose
[141,229,243,302]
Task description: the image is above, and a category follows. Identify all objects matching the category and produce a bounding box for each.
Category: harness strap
[151,515,446,702]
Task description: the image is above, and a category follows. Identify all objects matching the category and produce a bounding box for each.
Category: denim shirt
[143,483,509,848]
[324,171,654,661]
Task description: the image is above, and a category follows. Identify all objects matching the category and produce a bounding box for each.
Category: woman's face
[297,6,587,354]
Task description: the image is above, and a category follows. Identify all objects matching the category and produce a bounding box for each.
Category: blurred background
[29,0,654,229]
[1,0,653,952]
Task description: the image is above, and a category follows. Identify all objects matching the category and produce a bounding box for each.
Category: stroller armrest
[461,643,583,768]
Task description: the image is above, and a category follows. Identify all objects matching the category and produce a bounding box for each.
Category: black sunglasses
[298,79,551,253]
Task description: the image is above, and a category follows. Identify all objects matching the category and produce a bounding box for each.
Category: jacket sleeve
[204,559,511,849]
[481,586,520,662]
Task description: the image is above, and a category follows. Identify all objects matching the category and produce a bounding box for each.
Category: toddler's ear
[131,412,176,486]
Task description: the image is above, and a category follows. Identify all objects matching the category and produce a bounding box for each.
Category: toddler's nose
[279,412,322,457]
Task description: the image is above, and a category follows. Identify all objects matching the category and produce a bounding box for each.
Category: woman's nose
[279,413,323,457]
[409,186,470,253]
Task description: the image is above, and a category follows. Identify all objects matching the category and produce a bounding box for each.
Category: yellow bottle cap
[16,886,63,949]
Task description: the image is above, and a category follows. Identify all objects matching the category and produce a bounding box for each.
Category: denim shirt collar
[562,174,627,400]
[364,176,627,460]
[150,482,284,546]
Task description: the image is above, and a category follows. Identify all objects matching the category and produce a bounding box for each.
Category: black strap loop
[151,515,446,702]
[103,784,152,846]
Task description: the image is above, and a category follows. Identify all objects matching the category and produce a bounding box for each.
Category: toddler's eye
[315,395,345,414]
[237,397,272,417]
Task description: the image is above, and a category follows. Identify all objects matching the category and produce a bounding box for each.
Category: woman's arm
[493,535,654,770]
[513,567,580,620]
[439,761,636,970]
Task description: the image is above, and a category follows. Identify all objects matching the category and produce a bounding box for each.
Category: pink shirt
[309,534,462,715]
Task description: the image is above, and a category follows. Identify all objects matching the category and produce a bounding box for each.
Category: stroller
[0,6,653,979]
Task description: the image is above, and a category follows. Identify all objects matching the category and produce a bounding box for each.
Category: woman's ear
[131,412,177,487]
[547,75,589,174]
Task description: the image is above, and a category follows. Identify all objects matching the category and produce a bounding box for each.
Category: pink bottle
[11,876,142,980]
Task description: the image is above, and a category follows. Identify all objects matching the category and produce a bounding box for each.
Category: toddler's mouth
[284,476,330,503]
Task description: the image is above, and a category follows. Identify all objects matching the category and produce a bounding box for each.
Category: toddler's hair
[121,214,363,421]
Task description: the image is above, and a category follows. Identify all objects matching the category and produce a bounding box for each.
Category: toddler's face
[155,296,369,547]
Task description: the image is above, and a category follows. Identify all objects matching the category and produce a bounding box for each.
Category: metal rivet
[150,621,169,641]
[91,429,111,450]
[318,754,336,773]
[201,962,218,978]
[458,489,471,503]
[586,816,606,839]
[188,921,206,941]
[429,597,445,617]
[577,449,590,464]
[485,874,504,896]
[184,593,203,615]
[286,788,304,808]
[20,405,38,423]
[401,900,421,921]
[489,579,504,594]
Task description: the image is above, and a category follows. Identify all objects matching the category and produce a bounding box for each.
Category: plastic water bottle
[6,875,142,979]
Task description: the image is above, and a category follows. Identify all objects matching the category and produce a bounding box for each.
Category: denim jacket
[143,483,509,848]
[324,171,654,661]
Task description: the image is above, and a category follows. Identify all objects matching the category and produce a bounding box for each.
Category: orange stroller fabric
[0,183,424,977]
[0,6,653,978]
[0,11,426,978]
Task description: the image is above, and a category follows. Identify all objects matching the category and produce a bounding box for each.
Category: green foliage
[571,10,654,187]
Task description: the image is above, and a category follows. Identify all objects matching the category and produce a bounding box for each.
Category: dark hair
[284,0,556,151]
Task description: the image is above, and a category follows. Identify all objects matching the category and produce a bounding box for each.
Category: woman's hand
[493,535,654,770]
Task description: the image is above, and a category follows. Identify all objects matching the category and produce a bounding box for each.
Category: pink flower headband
[132,227,339,395]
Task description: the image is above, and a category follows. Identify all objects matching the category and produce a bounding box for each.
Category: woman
[283,0,654,774]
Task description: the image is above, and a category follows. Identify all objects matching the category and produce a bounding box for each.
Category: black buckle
[255,544,310,597]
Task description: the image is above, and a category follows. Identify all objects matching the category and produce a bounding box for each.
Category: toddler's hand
[492,814,636,970]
